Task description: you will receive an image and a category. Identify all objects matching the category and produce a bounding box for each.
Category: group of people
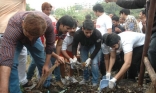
[0,0,156,93]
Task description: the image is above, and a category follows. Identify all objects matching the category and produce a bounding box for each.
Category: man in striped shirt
[0,11,55,93]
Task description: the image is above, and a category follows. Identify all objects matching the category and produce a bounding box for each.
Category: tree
[26,4,35,11]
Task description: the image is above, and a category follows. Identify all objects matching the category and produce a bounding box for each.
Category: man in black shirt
[112,16,125,34]
[72,19,102,86]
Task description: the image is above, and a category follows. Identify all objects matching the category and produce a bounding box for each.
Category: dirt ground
[25,55,152,93]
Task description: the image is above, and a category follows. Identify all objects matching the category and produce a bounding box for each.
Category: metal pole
[138,0,156,86]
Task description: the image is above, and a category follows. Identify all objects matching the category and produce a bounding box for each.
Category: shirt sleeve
[123,43,133,54]
[90,31,102,59]
[72,34,79,56]
[62,36,68,50]
[0,19,20,67]
[116,0,146,9]
[44,20,55,54]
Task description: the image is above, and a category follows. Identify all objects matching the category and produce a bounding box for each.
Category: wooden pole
[144,57,156,86]
[138,0,156,86]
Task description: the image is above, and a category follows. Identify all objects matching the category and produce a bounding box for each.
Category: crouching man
[72,19,102,87]
[102,31,145,88]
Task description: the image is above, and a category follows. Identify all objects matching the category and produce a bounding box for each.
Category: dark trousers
[148,32,156,71]
[128,45,143,79]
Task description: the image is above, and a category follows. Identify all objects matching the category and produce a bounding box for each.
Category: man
[61,20,78,84]
[93,4,112,76]
[102,31,145,88]
[138,10,146,33]
[112,16,125,34]
[119,9,141,33]
[119,17,125,28]
[105,0,156,79]
[26,2,64,89]
[72,19,102,86]
[0,0,33,92]
[0,11,55,93]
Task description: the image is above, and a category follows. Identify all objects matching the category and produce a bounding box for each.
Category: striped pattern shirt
[0,11,55,67]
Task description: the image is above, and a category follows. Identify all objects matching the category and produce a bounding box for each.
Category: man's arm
[0,66,11,93]
[72,34,79,57]
[90,32,102,59]
[61,38,71,60]
[114,52,132,80]
[105,0,146,9]
[108,50,116,72]
[43,21,55,75]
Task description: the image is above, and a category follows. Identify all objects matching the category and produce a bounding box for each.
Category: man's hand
[56,56,64,64]
[85,58,91,67]
[42,64,49,76]
[106,72,111,80]
[115,27,121,33]
[109,78,117,88]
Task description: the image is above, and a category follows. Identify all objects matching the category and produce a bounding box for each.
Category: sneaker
[69,77,78,83]
[22,80,36,91]
[61,78,67,85]
[22,80,33,87]
[79,79,89,85]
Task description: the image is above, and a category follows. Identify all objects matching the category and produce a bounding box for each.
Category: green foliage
[54,2,144,26]
[26,4,35,11]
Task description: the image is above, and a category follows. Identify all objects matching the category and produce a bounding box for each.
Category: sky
[26,0,99,11]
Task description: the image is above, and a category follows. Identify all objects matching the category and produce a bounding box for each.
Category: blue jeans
[148,32,156,71]
[80,45,100,84]
[27,48,61,82]
[9,38,50,93]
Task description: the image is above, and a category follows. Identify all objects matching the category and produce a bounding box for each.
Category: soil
[23,70,152,93]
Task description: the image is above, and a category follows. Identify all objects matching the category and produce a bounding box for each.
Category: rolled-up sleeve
[44,20,55,54]
[0,18,20,67]
[62,37,68,50]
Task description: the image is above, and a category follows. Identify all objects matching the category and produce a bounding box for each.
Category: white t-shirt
[96,13,112,35]
[117,31,145,54]
[62,32,73,52]
[139,21,143,33]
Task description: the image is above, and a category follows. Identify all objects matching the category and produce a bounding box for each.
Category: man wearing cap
[102,31,145,88]
[72,19,102,86]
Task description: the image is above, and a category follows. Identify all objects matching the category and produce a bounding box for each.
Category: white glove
[69,58,74,64]
[109,78,117,89]
[73,57,77,63]
[106,72,111,80]
[85,58,91,67]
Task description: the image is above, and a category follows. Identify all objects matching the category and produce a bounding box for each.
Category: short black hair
[141,10,145,15]
[119,9,130,15]
[85,14,91,20]
[112,16,119,22]
[103,33,120,47]
[56,15,76,35]
[83,19,94,30]
[93,4,104,13]
[57,15,75,29]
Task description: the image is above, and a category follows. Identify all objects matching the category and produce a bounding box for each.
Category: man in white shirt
[138,10,146,33]
[93,4,112,75]
[102,31,145,88]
